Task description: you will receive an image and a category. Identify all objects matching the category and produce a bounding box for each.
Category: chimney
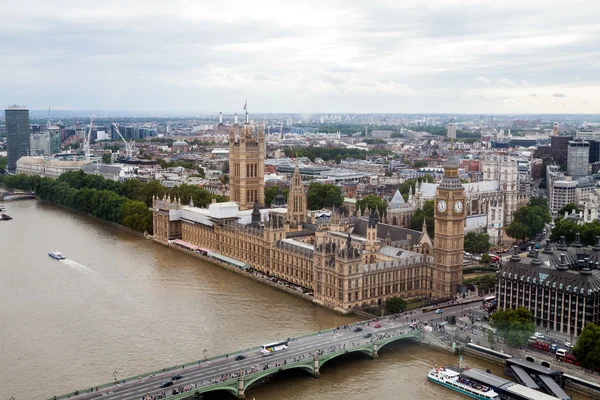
[219,112,223,124]
[557,253,568,271]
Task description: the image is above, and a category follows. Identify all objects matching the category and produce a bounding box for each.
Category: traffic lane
[74,321,413,400]
[64,307,473,400]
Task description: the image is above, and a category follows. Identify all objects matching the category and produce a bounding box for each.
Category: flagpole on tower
[244,99,248,124]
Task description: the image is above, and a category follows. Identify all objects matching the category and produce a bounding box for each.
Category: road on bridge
[51,301,482,400]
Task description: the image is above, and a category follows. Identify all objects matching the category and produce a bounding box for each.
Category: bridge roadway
[50,301,481,400]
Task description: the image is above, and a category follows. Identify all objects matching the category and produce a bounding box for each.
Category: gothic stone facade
[152,198,436,313]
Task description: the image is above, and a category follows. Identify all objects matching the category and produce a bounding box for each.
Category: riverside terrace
[47,305,476,400]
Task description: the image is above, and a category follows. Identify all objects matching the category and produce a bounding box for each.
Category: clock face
[437,200,447,213]
[454,200,463,213]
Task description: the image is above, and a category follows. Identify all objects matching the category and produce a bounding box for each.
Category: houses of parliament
[152,116,465,313]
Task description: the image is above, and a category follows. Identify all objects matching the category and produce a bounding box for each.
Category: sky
[1,0,599,114]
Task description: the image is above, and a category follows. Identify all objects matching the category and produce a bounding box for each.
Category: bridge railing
[46,319,390,400]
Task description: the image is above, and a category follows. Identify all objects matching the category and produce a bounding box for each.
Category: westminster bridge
[48,303,480,400]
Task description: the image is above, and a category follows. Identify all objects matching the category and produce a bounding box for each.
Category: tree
[411,200,434,237]
[413,160,428,168]
[573,323,600,371]
[481,254,492,264]
[489,307,535,347]
[307,182,343,210]
[264,186,289,206]
[464,232,491,254]
[506,221,530,243]
[550,219,581,244]
[334,154,342,164]
[102,153,112,164]
[0,156,7,173]
[385,297,407,314]
[476,274,497,292]
[558,203,580,216]
[356,194,387,216]
[221,174,229,185]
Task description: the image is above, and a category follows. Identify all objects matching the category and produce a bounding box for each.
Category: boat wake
[60,259,94,274]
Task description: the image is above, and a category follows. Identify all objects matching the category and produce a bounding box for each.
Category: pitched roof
[352,218,422,244]
[388,190,406,209]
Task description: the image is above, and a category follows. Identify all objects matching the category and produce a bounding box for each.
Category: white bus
[260,340,289,356]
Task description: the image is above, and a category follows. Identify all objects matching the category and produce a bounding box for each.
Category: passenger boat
[427,366,498,400]
[1,213,12,220]
[49,251,66,260]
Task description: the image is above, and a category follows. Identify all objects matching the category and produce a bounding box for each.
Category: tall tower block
[432,150,465,298]
[229,114,265,210]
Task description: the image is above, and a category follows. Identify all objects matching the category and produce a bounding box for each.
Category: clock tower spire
[432,147,465,298]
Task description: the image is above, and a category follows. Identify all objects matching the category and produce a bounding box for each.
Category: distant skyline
[1,0,599,114]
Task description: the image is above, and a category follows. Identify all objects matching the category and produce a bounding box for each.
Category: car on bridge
[172,374,183,381]
[374,323,382,328]
[435,309,443,314]
[235,354,246,361]
[161,381,174,388]
[354,327,363,332]
[364,333,372,338]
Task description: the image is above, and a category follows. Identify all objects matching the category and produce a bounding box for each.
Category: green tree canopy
[558,203,581,217]
[411,200,434,237]
[102,153,112,164]
[356,194,387,216]
[385,296,407,314]
[464,232,491,254]
[551,219,600,246]
[264,186,289,206]
[505,197,551,242]
[489,307,536,347]
[307,182,343,210]
[399,174,434,201]
[572,323,600,371]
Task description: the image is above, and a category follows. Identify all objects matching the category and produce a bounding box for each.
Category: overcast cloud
[1,0,599,114]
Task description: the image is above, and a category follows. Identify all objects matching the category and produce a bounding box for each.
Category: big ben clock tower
[432,149,465,298]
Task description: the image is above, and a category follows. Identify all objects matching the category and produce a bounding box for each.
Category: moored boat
[49,251,66,260]
[1,213,12,220]
[427,366,498,400]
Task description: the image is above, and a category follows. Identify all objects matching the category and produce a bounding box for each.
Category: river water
[0,200,585,400]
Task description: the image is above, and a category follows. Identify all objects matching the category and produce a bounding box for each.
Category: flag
[243,101,247,110]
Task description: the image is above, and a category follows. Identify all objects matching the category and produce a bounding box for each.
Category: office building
[550,180,577,213]
[498,238,600,337]
[550,135,573,165]
[567,139,590,178]
[447,124,457,139]
[5,105,30,171]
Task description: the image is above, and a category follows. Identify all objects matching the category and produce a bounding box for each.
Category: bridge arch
[244,363,315,393]
[377,333,420,353]
[318,347,374,369]
[193,385,239,398]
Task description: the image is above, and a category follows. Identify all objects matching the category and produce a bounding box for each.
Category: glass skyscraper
[5,105,30,171]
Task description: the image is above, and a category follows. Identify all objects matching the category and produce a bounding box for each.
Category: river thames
[0,199,585,399]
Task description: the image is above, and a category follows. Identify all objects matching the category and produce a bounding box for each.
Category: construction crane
[83,115,95,161]
[111,123,135,160]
